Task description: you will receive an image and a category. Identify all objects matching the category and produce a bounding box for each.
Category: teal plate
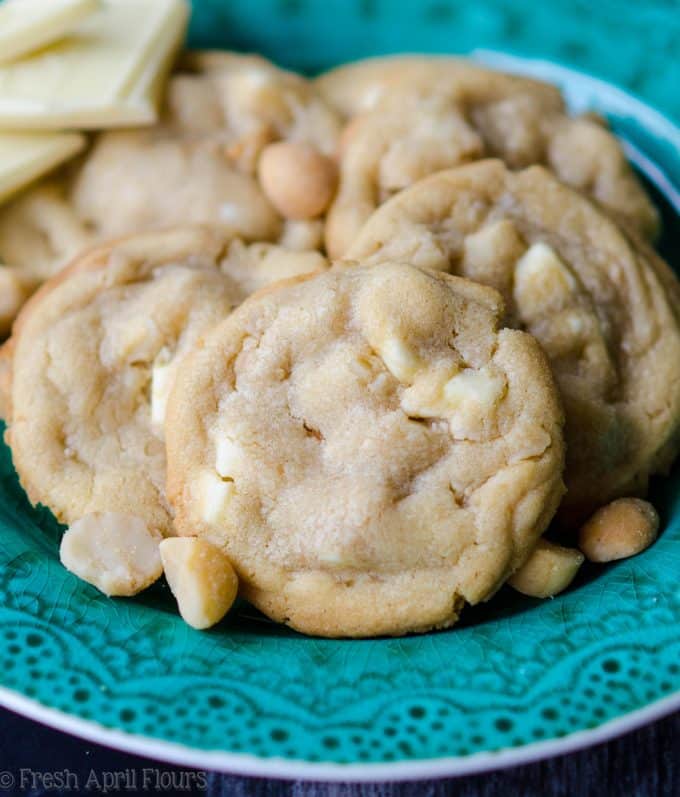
[1,1,680,782]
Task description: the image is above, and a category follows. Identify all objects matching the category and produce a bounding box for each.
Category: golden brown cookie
[3,226,326,533]
[317,56,658,257]
[165,262,565,637]
[347,160,680,517]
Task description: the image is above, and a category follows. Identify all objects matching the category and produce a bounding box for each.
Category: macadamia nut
[258,141,338,220]
[160,537,239,630]
[579,498,659,562]
[60,513,163,596]
[509,539,584,598]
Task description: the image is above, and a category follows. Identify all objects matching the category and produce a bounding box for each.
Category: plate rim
[2,53,680,782]
[2,685,679,782]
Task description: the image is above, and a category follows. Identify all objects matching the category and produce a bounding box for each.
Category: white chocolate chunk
[400,364,459,418]
[444,368,505,406]
[0,0,99,65]
[444,367,507,437]
[513,242,577,315]
[198,471,235,524]
[160,537,238,630]
[150,357,175,432]
[401,363,506,438]
[462,219,526,271]
[215,437,242,479]
[508,540,584,598]
[0,131,85,204]
[377,336,422,383]
[60,512,162,596]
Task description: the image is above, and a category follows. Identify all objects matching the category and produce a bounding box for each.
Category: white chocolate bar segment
[100,0,188,125]
[0,0,100,65]
[0,131,85,204]
[0,0,189,129]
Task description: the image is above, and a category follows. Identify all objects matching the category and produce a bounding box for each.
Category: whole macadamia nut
[258,141,338,220]
[579,498,659,562]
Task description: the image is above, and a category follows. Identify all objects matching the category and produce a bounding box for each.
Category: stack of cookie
[1,53,678,638]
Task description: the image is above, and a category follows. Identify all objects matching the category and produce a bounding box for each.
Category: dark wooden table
[0,706,677,795]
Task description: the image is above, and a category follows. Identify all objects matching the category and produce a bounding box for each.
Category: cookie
[347,159,680,517]
[72,52,340,243]
[3,226,327,534]
[316,56,658,257]
[316,55,563,118]
[165,262,565,637]
[0,51,340,329]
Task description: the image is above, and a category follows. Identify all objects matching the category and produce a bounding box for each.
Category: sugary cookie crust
[4,226,327,533]
[347,160,680,516]
[317,56,658,257]
[166,263,565,637]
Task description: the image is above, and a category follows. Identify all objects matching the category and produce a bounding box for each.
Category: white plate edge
[1,685,679,782]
